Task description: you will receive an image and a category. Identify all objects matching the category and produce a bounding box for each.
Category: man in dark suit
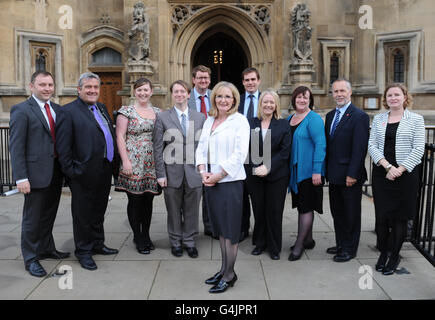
[56,72,119,271]
[9,71,70,277]
[153,80,206,258]
[238,67,261,242]
[325,79,370,262]
[187,65,213,238]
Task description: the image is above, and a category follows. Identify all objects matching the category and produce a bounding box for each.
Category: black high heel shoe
[209,274,238,293]
[288,249,305,261]
[375,252,388,272]
[205,272,223,285]
[382,256,401,275]
[290,240,316,251]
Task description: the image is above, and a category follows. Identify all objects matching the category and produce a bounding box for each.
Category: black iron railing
[411,143,435,266]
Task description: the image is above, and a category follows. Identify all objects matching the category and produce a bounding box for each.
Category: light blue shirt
[330,101,351,134]
[243,90,260,118]
[193,88,210,113]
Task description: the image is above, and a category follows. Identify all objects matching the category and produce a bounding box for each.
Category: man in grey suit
[187,65,213,237]
[9,71,70,277]
[153,80,206,258]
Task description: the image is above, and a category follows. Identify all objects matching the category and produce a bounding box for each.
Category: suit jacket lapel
[28,97,51,135]
[169,107,184,133]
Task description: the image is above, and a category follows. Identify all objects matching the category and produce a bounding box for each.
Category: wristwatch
[385,164,392,172]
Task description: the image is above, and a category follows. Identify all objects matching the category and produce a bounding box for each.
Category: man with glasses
[188,65,214,238]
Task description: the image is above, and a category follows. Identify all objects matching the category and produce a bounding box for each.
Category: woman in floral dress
[115,78,161,254]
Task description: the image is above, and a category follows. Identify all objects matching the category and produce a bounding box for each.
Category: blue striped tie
[330,109,341,136]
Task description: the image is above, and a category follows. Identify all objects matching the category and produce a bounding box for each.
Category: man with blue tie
[187,65,213,238]
[10,71,70,277]
[238,67,261,242]
[325,79,370,262]
[56,72,119,271]
[153,80,206,258]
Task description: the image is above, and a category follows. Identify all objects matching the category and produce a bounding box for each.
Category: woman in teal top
[287,86,326,261]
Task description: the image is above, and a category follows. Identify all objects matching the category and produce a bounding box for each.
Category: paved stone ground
[0,187,434,300]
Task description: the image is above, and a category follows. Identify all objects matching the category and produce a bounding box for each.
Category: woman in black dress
[368,84,425,275]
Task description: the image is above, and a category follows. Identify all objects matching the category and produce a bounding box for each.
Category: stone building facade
[0,0,434,123]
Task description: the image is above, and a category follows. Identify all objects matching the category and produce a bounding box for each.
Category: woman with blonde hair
[196,81,250,293]
[246,90,291,260]
[368,83,425,275]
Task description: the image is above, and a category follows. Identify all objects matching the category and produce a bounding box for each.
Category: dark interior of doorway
[192,32,248,94]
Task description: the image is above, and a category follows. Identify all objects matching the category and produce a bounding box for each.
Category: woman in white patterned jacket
[368,83,425,276]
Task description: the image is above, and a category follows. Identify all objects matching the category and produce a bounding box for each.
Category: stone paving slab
[27,260,159,300]
[0,260,59,300]
[359,257,435,300]
[261,258,389,300]
[148,260,269,300]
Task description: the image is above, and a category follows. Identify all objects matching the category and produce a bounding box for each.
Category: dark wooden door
[97,72,122,120]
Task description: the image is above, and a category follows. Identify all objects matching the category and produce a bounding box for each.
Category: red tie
[199,96,207,118]
[44,103,56,154]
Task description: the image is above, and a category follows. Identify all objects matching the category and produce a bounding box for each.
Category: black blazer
[9,97,61,188]
[324,103,370,185]
[56,97,119,181]
[246,117,291,181]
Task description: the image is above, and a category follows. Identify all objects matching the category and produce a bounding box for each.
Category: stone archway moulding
[80,25,125,74]
[169,5,272,87]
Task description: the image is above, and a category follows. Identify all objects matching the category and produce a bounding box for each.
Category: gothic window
[384,41,409,85]
[393,50,405,83]
[91,47,122,66]
[330,52,339,84]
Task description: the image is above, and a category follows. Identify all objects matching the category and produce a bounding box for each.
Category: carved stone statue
[291,4,313,63]
[128,2,150,62]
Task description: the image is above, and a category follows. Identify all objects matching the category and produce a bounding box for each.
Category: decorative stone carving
[170,4,271,36]
[100,13,111,25]
[288,4,315,89]
[128,2,150,62]
[127,2,154,92]
[291,4,313,63]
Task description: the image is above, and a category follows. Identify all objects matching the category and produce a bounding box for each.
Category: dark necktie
[330,109,341,136]
[91,105,114,162]
[247,94,254,120]
[44,103,56,155]
[199,96,207,118]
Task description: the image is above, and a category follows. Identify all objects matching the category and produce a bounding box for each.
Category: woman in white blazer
[368,83,425,275]
[196,81,250,293]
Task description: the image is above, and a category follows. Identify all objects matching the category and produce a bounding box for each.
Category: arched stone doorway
[170,5,272,94]
[192,26,249,93]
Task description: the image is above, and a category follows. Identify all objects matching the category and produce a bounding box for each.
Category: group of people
[9,65,425,294]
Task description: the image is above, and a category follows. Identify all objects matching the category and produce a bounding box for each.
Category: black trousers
[329,183,362,256]
[21,159,63,266]
[69,159,112,259]
[247,175,288,254]
[240,180,251,235]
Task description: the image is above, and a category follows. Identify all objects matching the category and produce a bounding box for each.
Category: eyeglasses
[216,95,234,100]
[195,77,210,80]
